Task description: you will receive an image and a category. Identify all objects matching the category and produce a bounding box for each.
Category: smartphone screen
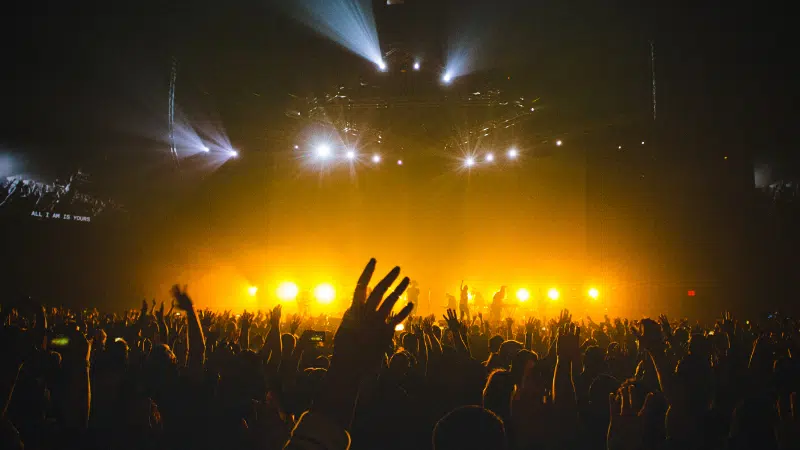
[51,336,70,347]
[309,331,325,342]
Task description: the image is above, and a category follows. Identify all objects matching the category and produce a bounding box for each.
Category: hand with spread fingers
[556,322,581,361]
[443,308,460,332]
[607,386,655,450]
[311,259,414,431]
[331,258,413,379]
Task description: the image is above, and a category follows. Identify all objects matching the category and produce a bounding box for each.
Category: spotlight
[413,62,420,71]
[201,146,210,152]
[465,157,475,167]
[277,282,299,302]
[248,286,258,297]
[507,148,518,159]
[641,141,645,145]
[588,288,600,299]
[314,283,335,304]
[442,72,453,84]
[316,144,332,159]
[229,150,239,158]
[618,145,622,149]
[395,323,405,332]
[485,152,495,162]
[294,145,299,150]
[345,150,356,160]
[372,154,381,163]
[555,140,562,147]
[397,159,403,165]
[378,61,387,71]
[547,288,560,301]
[530,107,535,112]
[516,288,530,302]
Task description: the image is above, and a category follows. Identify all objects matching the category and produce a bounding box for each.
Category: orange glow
[277,282,299,302]
[314,283,336,304]
[516,288,530,302]
[247,286,258,297]
[547,288,560,301]
[395,323,405,332]
[588,287,599,299]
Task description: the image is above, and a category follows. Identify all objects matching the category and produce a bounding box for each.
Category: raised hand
[269,305,282,329]
[558,309,572,326]
[240,311,253,331]
[198,309,214,329]
[525,317,536,334]
[443,308,460,331]
[607,386,652,450]
[556,322,580,360]
[720,310,735,337]
[140,299,149,316]
[171,285,194,311]
[422,317,433,334]
[658,314,672,340]
[155,301,165,323]
[332,259,412,377]
[289,314,301,335]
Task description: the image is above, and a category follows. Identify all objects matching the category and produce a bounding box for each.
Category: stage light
[618,145,622,149]
[530,107,535,112]
[588,288,599,299]
[291,0,383,68]
[201,146,210,152]
[377,60,387,71]
[277,282,299,302]
[465,157,475,167]
[229,150,239,158]
[442,72,453,84]
[516,288,530,302]
[395,323,405,332]
[507,148,518,159]
[372,154,381,163]
[556,140,562,147]
[547,288,560,301]
[345,150,356,160]
[485,152,495,162]
[248,286,258,297]
[641,141,645,145]
[413,61,420,70]
[397,159,403,165]
[314,283,336,304]
[294,145,300,150]
[316,144,332,159]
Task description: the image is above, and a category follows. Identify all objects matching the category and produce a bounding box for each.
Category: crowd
[1,258,799,450]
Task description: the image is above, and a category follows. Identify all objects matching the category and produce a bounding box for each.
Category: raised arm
[60,328,92,431]
[262,305,282,374]
[285,259,413,450]
[552,322,580,413]
[155,301,168,345]
[443,309,468,355]
[239,311,252,351]
[171,285,206,376]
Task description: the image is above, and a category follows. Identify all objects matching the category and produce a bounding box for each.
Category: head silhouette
[433,406,507,450]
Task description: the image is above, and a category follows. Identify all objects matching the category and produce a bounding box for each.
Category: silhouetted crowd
[1,259,798,450]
